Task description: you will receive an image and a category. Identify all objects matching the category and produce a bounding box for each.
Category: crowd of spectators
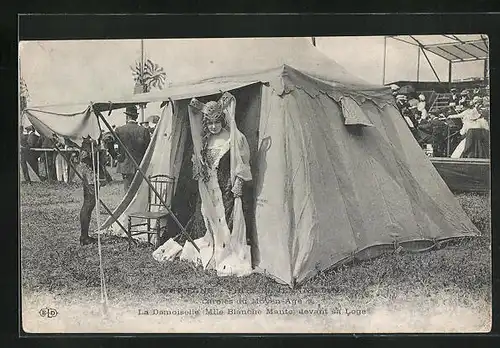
[20,113,158,184]
[391,84,490,159]
[19,125,111,184]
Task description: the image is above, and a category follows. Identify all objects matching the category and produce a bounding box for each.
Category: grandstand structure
[382,35,489,114]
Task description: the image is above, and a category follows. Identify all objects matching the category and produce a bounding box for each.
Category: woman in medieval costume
[179,92,253,277]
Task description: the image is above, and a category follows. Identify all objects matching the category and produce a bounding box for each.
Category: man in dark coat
[26,126,43,179]
[448,88,460,106]
[115,105,151,192]
[40,135,57,181]
[20,126,31,183]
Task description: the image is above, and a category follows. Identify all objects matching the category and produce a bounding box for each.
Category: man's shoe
[80,236,98,246]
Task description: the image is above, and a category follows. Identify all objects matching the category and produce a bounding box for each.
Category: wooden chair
[127,174,176,249]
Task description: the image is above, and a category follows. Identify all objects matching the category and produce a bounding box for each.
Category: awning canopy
[388,35,489,63]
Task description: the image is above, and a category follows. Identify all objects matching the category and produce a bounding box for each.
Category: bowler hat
[124,105,139,118]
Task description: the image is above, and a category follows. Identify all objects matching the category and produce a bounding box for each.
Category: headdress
[190,92,233,122]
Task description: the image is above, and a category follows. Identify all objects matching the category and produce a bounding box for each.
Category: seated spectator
[417,94,428,121]
[396,94,417,130]
[448,88,460,106]
[417,113,448,157]
[390,84,400,99]
[395,94,408,113]
[473,87,482,98]
[458,89,470,108]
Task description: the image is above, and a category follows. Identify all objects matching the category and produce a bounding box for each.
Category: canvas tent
[24,38,479,286]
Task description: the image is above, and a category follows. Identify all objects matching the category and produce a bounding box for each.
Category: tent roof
[26,64,391,114]
[388,35,489,62]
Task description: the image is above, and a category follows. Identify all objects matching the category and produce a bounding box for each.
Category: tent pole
[421,47,441,82]
[93,106,200,252]
[44,151,50,181]
[52,143,130,237]
[447,125,450,157]
[382,36,387,85]
[140,39,145,123]
[417,47,421,82]
[448,61,452,91]
[484,58,488,84]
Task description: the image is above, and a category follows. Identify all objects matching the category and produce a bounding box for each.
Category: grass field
[20,169,492,333]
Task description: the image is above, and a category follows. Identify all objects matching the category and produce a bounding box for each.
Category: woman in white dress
[179,92,253,277]
[450,97,489,158]
[55,144,69,182]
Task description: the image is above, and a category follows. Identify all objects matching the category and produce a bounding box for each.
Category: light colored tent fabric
[98,67,478,286]
[23,43,480,286]
[105,102,188,240]
[24,104,101,146]
[251,82,479,285]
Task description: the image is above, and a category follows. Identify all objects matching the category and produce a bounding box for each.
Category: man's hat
[124,105,139,118]
[396,94,407,100]
[472,96,483,105]
[450,88,457,92]
[461,89,469,95]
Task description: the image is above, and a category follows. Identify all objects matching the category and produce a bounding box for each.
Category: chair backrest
[148,174,176,211]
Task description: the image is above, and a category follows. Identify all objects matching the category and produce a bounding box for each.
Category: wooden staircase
[429,93,452,114]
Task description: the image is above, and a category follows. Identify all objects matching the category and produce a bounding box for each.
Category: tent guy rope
[93,104,200,253]
[91,141,109,317]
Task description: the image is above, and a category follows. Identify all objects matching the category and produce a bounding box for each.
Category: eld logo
[39,308,58,318]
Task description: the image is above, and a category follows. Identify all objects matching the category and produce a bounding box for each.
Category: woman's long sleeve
[191,152,201,180]
[233,135,252,182]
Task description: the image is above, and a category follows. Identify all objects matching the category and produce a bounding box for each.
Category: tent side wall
[251,84,294,285]
[101,66,479,287]
[253,72,480,286]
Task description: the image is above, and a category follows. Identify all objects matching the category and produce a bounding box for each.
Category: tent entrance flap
[93,106,200,252]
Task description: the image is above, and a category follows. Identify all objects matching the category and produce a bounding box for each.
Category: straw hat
[472,96,483,106]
